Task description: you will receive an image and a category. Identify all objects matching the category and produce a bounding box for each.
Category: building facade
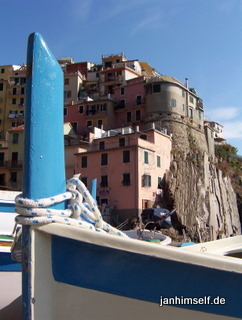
[75,124,172,222]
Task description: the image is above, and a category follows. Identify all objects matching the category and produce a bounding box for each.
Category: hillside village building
[0,53,220,222]
[75,124,171,221]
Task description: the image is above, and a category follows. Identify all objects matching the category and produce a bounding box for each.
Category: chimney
[185,78,189,89]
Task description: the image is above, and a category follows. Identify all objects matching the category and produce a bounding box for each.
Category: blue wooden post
[22,32,65,319]
[91,178,97,200]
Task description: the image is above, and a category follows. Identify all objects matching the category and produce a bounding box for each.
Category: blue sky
[1,0,242,154]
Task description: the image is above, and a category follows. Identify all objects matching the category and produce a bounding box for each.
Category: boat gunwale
[36,223,242,274]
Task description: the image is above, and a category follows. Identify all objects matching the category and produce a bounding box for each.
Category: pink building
[114,76,146,128]
[75,124,172,222]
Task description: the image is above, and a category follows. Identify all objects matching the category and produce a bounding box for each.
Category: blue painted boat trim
[0,202,15,213]
[52,235,242,319]
[0,252,21,271]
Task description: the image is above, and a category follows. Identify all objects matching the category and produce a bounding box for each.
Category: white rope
[15,174,128,238]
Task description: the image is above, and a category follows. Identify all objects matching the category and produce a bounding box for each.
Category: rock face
[161,119,241,242]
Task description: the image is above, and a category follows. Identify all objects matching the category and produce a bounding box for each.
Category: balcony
[0,160,23,168]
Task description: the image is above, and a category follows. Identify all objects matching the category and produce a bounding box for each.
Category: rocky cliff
[160,119,241,242]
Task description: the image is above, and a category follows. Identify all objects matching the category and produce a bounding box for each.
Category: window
[158,177,162,188]
[122,173,130,186]
[0,83,3,91]
[21,87,25,95]
[64,78,69,85]
[157,155,161,167]
[127,112,131,122]
[10,172,17,183]
[13,88,17,95]
[12,98,16,105]
[97,119,103,129]
[100,175,108,187]
[96,73,99,78]
[170,98,176,108]
[87,120,93,127]
[120,87,125,95]
[119,138,125,147]
[136,110,141,121]
[123,150,130,163]
[20,98,24,105]
[144,151,149,164]
[153,84,161,93]
[101,153,108,166]
[136,95,142,105]
[81,156,87,168]
[142,174,151,187]
[99,141,105,150]
[64,90,71,98]
[120,100,125,108]
[100,103,107,111]
[12,133,19,144]
[0,68,5,74]
[81,177,87,187]
[189,95,194,103]
[64,108,67,116]
[79,105,84,113]
[140,134,147,140]
[189,108,193,118]
[71,122,78,132]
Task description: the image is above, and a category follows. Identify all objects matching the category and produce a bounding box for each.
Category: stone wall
[157,118,241,242]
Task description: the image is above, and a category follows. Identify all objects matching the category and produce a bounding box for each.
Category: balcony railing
[0,160,23,168]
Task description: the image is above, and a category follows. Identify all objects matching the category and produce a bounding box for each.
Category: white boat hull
[28,224,242,320]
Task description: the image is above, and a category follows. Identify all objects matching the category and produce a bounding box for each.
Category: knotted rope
[15,174,128,238]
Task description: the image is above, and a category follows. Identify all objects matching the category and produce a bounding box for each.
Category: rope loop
[15,174,127,238]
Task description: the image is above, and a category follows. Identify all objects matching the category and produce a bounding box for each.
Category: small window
[79,105,84,113]
[189,95,194,103]
[182,90,185,97]
[100,175,108,187]
[87,120,93,127]
[144,151,149,164]
[136,95,142,105]
[189,108,193,118]
[123,150,130,163]
[140,134,147,140]
[12,133,19,144]
[13,88,17,95]
[12,98,16,105]
[153,84,161,93]
[170,98,176,108]
[99,141,105,150]
[101,153,108,166]
[81,156,87,168]
[21,87,25,95]
[0,68,5,74]
[20,97,24,105]
[0,83,3,91]
[97,119,103,129]
[142,174,151,187]
[120,87,125,95]
[119,138,125,147]
[157,155,161,167]
[64,108,67,116]
[127,112,131,122]
[81,177,88,187]
[122,173,130,186]
[10,172,17,182]
[136,110,141,121]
